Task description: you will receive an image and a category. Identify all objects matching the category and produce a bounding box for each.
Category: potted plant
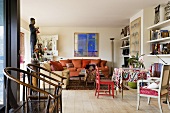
[127,53,145,68]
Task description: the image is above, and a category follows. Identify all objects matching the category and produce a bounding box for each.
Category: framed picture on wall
[74,33,99,57]
[130,17,141,56]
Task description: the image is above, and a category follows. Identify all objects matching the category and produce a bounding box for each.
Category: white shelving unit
[40,35,58,60]
[121,55,129,57]
[147,19,170,30]
[147,19,170,56]
[147,54,170,57]
[121,35,130,40]
[120,45,130,49]
[147,37,170,43]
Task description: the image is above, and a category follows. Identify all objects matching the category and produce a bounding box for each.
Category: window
[0,0,4,105]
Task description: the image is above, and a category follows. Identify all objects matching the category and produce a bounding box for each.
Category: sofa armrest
[52,69,70,88]
[40,69,70,89]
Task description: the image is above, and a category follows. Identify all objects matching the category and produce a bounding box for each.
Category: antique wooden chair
[26,63,67,112]
[137,65,170,113]
[95,66,114,98]
[84,64,96,86]
[4,67,63,113]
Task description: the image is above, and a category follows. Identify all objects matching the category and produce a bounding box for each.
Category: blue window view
[0,0,4,104]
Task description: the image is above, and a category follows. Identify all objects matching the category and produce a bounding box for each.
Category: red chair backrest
[96,66,100,83]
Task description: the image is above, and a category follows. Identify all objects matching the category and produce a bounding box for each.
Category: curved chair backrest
[27,63,66,83]
[158,65,170,94]
[3,67,62,113]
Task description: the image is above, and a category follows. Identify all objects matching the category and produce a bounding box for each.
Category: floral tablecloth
[112,68,150,91]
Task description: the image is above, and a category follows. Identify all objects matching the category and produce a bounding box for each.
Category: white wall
[20,19,31,69]
[39,27,121,71]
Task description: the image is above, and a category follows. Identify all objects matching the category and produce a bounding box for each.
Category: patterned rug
[66,79,108,90]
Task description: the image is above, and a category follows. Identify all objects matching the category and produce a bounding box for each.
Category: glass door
[0,0,4,105]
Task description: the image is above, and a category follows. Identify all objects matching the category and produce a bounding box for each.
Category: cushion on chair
[147,82,159,89]
[140,87,158,96]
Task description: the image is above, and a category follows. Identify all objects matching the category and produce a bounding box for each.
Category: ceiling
[21,0,169,27]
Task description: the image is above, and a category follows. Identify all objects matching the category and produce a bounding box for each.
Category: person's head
[30,18,35,24]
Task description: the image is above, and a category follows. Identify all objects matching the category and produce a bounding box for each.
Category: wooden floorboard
[62,89,170,113]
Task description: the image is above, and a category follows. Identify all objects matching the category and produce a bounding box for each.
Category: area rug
[66,80,108,90]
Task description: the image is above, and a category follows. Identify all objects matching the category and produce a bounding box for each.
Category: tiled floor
[62,89,170,113]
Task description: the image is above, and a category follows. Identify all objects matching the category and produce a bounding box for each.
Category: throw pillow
[66,63,74,68]
[50,61,64,71]
[90,59,101,66]
[147,82,159,89]
[72,60,82,68]
[50,65,55,71]
[100,60,107,67]
[59,60,71,67]
[82,60,91,68]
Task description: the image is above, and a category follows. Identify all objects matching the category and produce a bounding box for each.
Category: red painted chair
[95,67,114,98]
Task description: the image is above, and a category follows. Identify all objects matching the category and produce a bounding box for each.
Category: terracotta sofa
[59,59,109,78]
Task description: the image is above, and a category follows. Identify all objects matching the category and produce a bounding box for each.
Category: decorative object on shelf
[165,1,170,20]
[130,17,141,56]
[74,33,98,57]
[122,49,129,55]
[127,53,145,68]
[151,30,169,40]
[154,4,165,24]
[120,29,124,38]
[124,26,130,37]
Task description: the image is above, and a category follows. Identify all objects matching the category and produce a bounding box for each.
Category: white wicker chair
[137,65,170,113]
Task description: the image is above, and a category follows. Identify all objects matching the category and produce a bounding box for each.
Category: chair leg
[97,85,100,98]
[95,83,98,96]
[112,84,114,98]
[147,97,151,105]
[108,85,110,94]
[166,94,170,109]
[158,97,163,113]
[137,94,140,110]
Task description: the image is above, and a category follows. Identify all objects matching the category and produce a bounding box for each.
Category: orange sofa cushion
[72,60,82,68]
[67,68,77,72]
[59,60,71,67]
[82,60,91,68]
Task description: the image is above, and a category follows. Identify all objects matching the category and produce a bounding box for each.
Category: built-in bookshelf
[147,19,170,56]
